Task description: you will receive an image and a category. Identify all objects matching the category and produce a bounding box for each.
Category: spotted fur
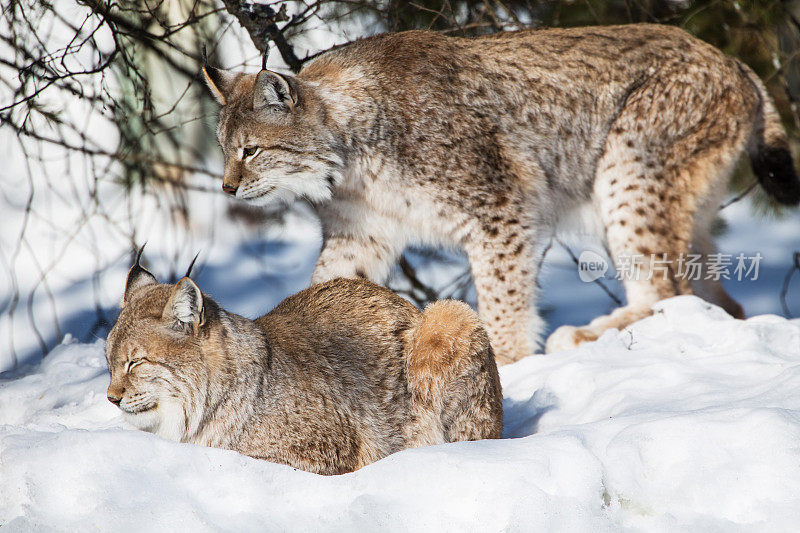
[204,24,799,361]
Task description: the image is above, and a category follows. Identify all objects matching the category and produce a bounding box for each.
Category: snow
[3,296,800,531]
[3,5,799,529]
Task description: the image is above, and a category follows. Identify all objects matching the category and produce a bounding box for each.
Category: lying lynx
[203,23,800,362]
[105,253,502,474]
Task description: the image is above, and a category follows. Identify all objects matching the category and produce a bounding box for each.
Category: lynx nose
[108,384,125,405]
[222,183,238,196]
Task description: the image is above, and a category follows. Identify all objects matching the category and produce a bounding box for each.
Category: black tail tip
[751,147,800,206]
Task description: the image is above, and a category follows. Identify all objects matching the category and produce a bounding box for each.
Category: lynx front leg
[312,234,401,285]
[465,231,542,365]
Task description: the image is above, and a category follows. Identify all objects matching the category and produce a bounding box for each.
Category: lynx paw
[545,326,599,353]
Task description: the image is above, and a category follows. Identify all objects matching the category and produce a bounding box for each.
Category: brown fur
[408,300,486,401]
[106,263,502,474]
[405,300,503,442]
[203,24,799,360]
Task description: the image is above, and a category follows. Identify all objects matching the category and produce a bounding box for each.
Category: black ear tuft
[123,244,158,306]
[202,64,239,106]
[185,252,201,278]
[134,242,146,267]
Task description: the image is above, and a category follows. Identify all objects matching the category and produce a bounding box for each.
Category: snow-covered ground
[1,181,798,530]
[2,296,799,530]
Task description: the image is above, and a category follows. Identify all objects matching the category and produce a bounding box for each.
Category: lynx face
[106,331,193,440]
[106,267,209,441]
[205,67,344,206]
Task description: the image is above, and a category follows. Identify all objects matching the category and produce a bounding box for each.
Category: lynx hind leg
[546,153,687,352]
[547,121,747,353]
[404,300,503,445]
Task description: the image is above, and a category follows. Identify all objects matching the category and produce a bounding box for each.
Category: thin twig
[719,181,758,210]
[398,254,440,307]
[556,238,623,306]
[780,251,799,318]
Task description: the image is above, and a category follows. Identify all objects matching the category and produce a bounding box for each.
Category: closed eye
[126,359,145,373]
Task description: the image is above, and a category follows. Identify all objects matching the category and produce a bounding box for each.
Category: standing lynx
[203,23,800,363]
[106,254,502,475]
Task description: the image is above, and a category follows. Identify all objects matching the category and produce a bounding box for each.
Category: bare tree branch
[219,1,302,72]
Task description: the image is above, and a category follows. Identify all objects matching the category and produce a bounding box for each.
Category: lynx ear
[123,245,157,306]
[202,66,239,106]
[253,70,298,111]
[163,277,205,335]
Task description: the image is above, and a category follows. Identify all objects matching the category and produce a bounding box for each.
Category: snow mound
[2,296,800,531]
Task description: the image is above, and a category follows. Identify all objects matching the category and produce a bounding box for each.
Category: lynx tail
[406,300,484,403]
[740,60,800,205]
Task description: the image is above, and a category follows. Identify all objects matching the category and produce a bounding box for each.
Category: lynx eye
[125,359,144,373]
[242,146,258,159]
